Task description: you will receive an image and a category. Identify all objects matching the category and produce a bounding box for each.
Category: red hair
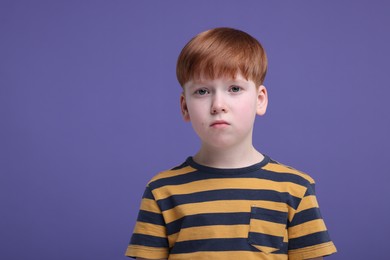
[176,27,267,87]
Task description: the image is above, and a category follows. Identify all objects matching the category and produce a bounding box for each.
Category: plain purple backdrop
[1,1,389,259]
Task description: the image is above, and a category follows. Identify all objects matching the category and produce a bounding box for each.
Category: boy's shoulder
[147,159,196,186]
[264,157,316,185]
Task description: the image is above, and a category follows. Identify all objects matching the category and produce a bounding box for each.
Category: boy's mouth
[210,120,230,127]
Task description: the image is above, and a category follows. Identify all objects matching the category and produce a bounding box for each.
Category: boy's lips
[210,120,230,127]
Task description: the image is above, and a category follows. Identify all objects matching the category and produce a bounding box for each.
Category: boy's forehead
[187,73,251,86]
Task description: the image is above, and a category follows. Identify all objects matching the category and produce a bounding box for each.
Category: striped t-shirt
[126,155,337,259]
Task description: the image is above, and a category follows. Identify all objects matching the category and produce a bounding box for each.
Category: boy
[126,27,337,259]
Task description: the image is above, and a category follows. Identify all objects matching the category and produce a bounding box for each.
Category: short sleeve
[125,186,169,259]
[287,183,337,259]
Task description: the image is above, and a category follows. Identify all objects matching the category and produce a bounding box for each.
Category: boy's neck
[193,144,264,169]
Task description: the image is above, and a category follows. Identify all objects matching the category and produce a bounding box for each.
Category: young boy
[126,27,337,259]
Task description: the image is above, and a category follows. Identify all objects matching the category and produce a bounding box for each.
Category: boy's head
[176,27,267,87]
[177,28,269,151]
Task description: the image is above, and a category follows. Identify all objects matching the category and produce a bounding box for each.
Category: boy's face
[180,73,268,149]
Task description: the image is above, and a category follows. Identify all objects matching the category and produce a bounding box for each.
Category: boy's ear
[256,85,268,116]
[180,93,191,122]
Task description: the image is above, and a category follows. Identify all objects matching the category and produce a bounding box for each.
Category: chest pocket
[247,206,288,254]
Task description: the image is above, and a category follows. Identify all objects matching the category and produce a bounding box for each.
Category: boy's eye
[195,89,209,95]
[230,85,241,92]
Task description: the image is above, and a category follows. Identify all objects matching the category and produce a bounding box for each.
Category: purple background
[1,1,389,259]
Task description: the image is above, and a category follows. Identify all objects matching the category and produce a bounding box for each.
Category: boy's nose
[210,95,228,114]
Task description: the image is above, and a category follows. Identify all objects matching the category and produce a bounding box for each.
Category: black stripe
[158,189,300,212]
[149,168,311,190]
[171,238,255,253]
[166,212,250,235]
[304,183,316,196]
[288,231,331,250]
[170,238,287,254]
[288,207,322,227]
[137,210,165,226]
[248,232,284,248]
[130,233,168,248]
[170,161,190,171]
[142,186,154,199]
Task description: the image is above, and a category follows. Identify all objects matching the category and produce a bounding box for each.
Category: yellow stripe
[288,219,327,239]
[125,244,168,259]
[250,244,279,254]
[169,225,249,243]
[133,221,166,238]
[139,198,161,213]
[249,219,286,237]
[169,250,288,260]
[154,178,306,200]
[168,232,179,247]
[262,163,314,184]
[149,166,196,183]
[168,225,289,245]
[295,195,319,213]
[163,200,289,224]
[283,230,288,242]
